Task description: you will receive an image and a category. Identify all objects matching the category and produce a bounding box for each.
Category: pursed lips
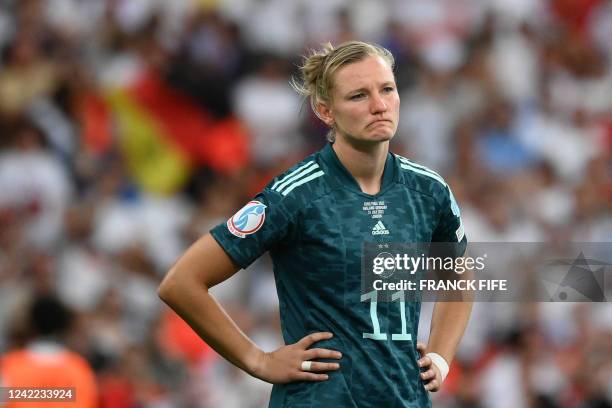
[368,119,393,127]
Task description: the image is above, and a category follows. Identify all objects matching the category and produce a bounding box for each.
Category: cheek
[391,95,401,112]
[336,106,366,126]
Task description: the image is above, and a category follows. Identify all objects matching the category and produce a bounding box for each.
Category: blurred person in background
[0,294,98,408]
[0,122,72,250]
[159,40,472,407]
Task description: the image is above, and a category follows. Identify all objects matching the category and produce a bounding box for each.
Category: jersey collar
[320,142,397,197]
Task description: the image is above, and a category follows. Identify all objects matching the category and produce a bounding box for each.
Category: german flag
[87,69,250,195]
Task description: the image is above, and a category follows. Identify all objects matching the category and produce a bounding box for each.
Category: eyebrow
[344,81,396,95]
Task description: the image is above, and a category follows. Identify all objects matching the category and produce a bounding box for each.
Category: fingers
[421,363,442,392]
[293,372,330,382]
[303,348,342,360]
[303,361,340,372]
[417,355,432,369]
[424,377,440,392]
[414,343,445,392]
[297,332,333,348]
[416,342,426,357]
[292,359,339,382]
[420,368,436,381]
[300,348,342,375]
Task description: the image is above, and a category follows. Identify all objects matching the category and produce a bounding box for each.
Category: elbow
[158,268,180,304]
[158,266,209,305]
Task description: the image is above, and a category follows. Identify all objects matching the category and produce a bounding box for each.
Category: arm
[158,233,341,383]
[420,182,472,391]
[427,299,472,366]
[418,265,473,392]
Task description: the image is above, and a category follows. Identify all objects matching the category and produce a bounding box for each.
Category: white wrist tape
[426,352,449,382]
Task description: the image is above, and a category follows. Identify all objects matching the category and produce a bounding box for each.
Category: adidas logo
[372,220,389,235]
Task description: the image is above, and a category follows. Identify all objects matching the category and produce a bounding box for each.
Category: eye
[382,86,395,93]
[349,93,365,100]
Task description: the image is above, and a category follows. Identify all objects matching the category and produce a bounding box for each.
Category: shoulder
[262,151,331,209]
[393,153,451,202]
[394,153,463,218]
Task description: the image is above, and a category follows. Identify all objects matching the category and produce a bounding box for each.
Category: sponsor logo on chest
[372,220,390,235]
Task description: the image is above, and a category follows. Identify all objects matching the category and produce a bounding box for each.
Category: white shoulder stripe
[456,221,465,241]
[273,162,320,193]
[281,171,325,196]
[399,163,447,187]
[397,156,446,184]
[397,156,440,175]
[271,161,317,190]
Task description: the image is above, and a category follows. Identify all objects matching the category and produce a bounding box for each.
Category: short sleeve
[210,188,297,269]
[432,185,467,257]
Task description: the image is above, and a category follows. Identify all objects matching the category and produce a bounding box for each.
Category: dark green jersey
[211,143,467,408]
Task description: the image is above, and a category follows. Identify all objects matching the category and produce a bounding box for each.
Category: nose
[370,92,387,114]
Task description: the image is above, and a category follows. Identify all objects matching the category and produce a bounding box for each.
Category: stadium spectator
[0,294,98,408]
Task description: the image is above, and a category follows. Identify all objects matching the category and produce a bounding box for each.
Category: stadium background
[0,0,610,406]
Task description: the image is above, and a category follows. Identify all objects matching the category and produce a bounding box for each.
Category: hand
[417,342,442,392]
[251,332,342,384]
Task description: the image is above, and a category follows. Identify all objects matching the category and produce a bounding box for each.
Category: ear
[315,101,334,127]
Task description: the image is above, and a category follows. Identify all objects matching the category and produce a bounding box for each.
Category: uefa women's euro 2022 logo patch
[227,201,267,238]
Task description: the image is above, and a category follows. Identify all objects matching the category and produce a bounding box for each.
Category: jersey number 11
[361,290,412,341]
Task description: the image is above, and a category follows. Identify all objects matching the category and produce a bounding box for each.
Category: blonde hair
[291,41,395,142]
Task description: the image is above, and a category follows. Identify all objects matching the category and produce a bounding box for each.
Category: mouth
[368,119,393,127]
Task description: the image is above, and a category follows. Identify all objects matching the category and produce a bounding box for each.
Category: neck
[332,137,389,195]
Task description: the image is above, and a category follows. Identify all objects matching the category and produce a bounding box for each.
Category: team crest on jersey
[227,201,267,238]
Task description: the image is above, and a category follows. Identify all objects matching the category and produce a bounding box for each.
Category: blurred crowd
[0,0,610,407]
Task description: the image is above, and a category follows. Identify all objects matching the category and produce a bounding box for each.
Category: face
[317,55,400,144]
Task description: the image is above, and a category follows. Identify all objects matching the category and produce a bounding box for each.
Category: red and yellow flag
[100,69,250,195]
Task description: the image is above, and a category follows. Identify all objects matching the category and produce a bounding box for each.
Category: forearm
[158,270,263,376]
[158,234,341,385]
[427,299,472,364]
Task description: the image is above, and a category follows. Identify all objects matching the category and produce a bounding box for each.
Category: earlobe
[326,113,334,127]
[316,102,334,127]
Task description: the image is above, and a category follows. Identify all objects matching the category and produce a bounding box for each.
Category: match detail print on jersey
[227,201,267,238]
[362,200,387,219]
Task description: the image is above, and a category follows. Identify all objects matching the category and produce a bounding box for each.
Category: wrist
[426,352,450,382]
[244,346,266,378]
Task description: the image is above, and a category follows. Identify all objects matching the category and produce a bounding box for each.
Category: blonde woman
[159,41,472,407]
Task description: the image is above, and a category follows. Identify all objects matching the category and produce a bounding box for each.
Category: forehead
[332,55,395,93]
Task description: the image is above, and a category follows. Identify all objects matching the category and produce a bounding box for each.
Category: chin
[368,131,394,142]
[341,130,394,146]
